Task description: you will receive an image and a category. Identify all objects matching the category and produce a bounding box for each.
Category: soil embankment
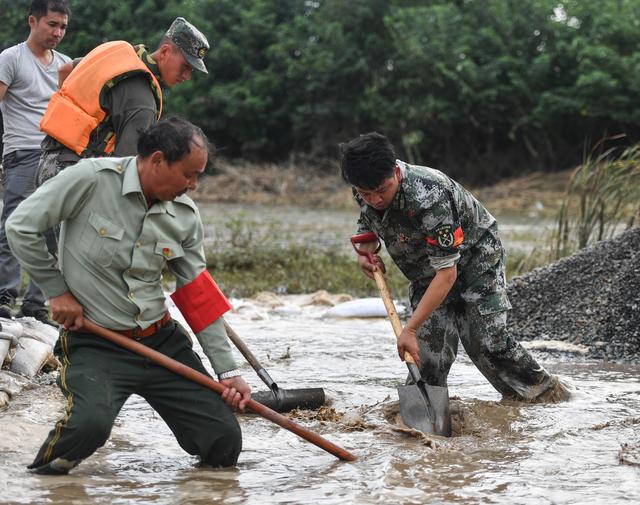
[195,162,569,216]
[508,226,640,362]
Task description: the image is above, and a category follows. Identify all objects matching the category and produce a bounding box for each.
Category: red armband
[170,270,232,333]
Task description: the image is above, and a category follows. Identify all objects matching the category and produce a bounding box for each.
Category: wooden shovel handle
[223,320,262,370]
[83,320,357,462]
[372,269,417,366]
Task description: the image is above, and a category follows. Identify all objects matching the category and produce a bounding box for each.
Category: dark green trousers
[29,320,241,474]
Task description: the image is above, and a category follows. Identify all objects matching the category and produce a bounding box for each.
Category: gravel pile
[507,227,640,362]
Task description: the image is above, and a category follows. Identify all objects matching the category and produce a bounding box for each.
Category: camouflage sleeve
[417,184,464,270]
[356,212,372,234]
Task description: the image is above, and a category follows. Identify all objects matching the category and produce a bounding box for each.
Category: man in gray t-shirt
[0,0,70,322]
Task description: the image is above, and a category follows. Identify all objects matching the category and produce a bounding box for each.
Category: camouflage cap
[164,17,210,74]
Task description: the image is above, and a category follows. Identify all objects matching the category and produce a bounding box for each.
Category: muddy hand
[49,292,84,330]
[397,326,421,366]
[220,376,252,412]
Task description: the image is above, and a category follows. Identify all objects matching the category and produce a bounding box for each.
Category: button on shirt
[6,156,237,374]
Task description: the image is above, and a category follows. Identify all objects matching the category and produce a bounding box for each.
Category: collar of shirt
[133,44,162,83]
[121,157,176,216]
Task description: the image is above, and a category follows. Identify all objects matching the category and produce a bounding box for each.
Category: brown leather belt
[118,311,172,339]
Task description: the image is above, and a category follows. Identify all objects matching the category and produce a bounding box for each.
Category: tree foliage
[2,0,639,181]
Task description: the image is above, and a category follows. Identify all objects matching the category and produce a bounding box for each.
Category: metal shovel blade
[424,384,452,437]
[397,383,452,437]
[251,387,326,413]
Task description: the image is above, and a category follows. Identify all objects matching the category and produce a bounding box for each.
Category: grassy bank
[202,243,552,299]
[205,245,408,299]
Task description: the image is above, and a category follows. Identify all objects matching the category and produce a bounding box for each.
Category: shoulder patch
[174,194,198,212]
[94,156,133,174]
[426,224,464,249]
[434,224,455,248]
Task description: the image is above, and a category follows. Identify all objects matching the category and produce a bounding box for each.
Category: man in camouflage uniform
[341,132,567,402]
[37,16,209,185]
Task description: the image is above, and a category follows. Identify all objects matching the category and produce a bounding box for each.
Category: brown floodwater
[1,295,639,505]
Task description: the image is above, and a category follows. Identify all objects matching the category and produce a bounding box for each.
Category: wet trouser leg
[458,305,557,401]
[415,303,460,387]
[0,150,47,306]
[138,325,242,468]
[28,329,129,474]
[29,321,241,474]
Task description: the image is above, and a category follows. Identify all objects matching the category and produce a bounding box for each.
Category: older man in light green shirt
[6,117,250,475]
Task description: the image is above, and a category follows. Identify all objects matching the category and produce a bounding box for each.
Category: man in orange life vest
[36,16,209,186]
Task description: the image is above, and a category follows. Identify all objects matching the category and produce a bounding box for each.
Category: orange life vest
[40,41,163,156]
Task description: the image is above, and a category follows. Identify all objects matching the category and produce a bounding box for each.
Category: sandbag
[10,337,53,378]
[20,317,59,347]
[324,298,407,319]
[0,331,14,366]
[0,318,23,339]
[0,370,32,408]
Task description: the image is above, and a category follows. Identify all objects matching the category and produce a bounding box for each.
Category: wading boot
[532,375,570,403]
[0,297,15,319]
[17,301,56,327]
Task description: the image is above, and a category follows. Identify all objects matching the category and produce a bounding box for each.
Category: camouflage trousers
[414,298,560,401]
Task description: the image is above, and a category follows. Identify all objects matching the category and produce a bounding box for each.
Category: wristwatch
[217,368,242,380]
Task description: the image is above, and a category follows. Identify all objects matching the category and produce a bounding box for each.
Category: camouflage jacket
[356,161,510,308]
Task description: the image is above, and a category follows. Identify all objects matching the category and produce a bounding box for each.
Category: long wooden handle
[223,320,279,392]
[223,320,263,370]
[83,320,357,462]
[372,269,417,366]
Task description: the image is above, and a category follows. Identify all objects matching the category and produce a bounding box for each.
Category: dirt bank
[195,161,569,216]
[508,226,640,362]
[195,161,353,208]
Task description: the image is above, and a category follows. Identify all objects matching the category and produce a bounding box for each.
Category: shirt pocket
[475,291,512,316]
[82,212,124,267]
[131,241,185,282]
[154,241,185,262]
[150,241,185,277]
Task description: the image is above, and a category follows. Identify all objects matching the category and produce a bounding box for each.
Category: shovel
[83,320,356,461]
[351,232,452,437]
[223,321,326,413]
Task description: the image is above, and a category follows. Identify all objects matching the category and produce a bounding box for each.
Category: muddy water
[1,296,639,505]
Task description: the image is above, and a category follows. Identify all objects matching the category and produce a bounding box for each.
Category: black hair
[340,132,397,189]
[157,35,176,52]
[137,116,212,163]
[29,0,70,19]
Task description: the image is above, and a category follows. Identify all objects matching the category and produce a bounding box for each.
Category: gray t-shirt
[0,42,70,154]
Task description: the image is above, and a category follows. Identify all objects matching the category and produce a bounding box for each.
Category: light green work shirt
[6,156,238,374]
